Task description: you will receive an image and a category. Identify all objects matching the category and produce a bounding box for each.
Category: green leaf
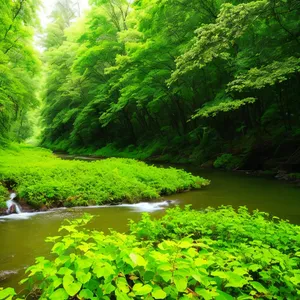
[79,289,94,299]
[49,288,69,300]
[290,274,300,285]
[133,283,153,295]
[152,286,167,299]
[0,288,16,300]
[63,274,82,296]
[102,282,116,295]
[76,270,92,284]
[174,276,187,292]
[129,253,146,266]
[115,288,131,300]
[93,263,115,278]
[52,276,63,289]
[250,281,269,294]
[196,288,219,300]
[216,290,234,300]
[225,272,248,288]
[116,277,130,293]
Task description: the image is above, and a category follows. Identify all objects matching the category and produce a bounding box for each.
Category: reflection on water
[1,167,300,290]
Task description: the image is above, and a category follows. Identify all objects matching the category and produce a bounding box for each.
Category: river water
[0,165,300,290]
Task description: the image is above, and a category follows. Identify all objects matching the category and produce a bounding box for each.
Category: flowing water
[6,193,22,214]
[0,165,300,290]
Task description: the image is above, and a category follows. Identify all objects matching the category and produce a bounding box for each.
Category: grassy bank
[0,183,9,209]
[0,145,209,209]
[50,142,300,184]
[2,206,300,299]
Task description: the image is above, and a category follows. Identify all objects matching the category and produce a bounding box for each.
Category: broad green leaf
[49,288,68,300]
[79,289,94,299]
[250,281,269,294]
[115,289,131,300]
[196,288,218,300]
[76,270,92,284]
[129,253,146,266]
[63,274,82,296]
[133,283,153,295]
[174,276,187,292]
[225,272,248,288]
[152,286,167,299]
[215,290,234,300]
[0,288,16,300]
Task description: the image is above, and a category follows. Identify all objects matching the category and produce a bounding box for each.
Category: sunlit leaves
[40,0,300,167]
[0,288,16,300]
[63,274,82,296]
[13,207,300,299]
[129,253,147,266]
[170,0,270,82]
[193,97,256,119]
[227,57,300,92]
[49,288,68,300]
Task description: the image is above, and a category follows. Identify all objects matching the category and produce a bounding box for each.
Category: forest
[0,0,299,169]
[0,0,300,299]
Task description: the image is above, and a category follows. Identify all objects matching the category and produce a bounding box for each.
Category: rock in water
[6,193,22,214]
[8,204,17,214]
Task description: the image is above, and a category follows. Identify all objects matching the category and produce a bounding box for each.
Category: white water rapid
[6,193,22,214]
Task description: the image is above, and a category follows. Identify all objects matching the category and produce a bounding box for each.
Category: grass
[0,145,209,209]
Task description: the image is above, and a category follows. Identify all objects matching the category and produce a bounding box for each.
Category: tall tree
[0,0,41,144]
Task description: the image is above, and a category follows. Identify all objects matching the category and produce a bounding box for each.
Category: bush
[2,206,300,299]
[0,145,209,208]
[0,183,8,209]
[213,154,242,170]
[287,173,300,180]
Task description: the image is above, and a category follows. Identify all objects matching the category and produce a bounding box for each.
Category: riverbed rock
[7,204,17,214]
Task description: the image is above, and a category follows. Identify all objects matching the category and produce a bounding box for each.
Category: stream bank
[1,167,300,291]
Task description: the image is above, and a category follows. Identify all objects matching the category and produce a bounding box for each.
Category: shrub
[1,206,299,299]
[0,183,8,209]
[288,173,300,180]
[213,154,242,170]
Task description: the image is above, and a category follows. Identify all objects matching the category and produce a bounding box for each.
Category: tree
[0,0,41,145]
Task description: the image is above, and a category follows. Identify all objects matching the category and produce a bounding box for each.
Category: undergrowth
[1,206,299,299]
[213,154,242,170]
[0,145,209,208]
[0,183,9,209]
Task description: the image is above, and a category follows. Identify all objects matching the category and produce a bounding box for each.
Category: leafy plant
[0,183,9,209]
[213,154,242,170]
[2,206,300,299]
[0,145,209,208]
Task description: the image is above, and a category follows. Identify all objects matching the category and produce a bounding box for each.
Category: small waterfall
[6,193,22,214]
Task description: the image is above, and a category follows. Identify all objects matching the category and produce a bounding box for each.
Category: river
[0,165,300,290]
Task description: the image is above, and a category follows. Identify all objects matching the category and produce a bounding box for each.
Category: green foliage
[0,0,41,145]
[287,173,300,180]
[0,145,209,208]
[170,0,270,81]
[213,154,242,170]
[227,57,300,93]
[0,183,9,209]
[38,0,300,169]
[5,206,300,299]
[193,96,256,119]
